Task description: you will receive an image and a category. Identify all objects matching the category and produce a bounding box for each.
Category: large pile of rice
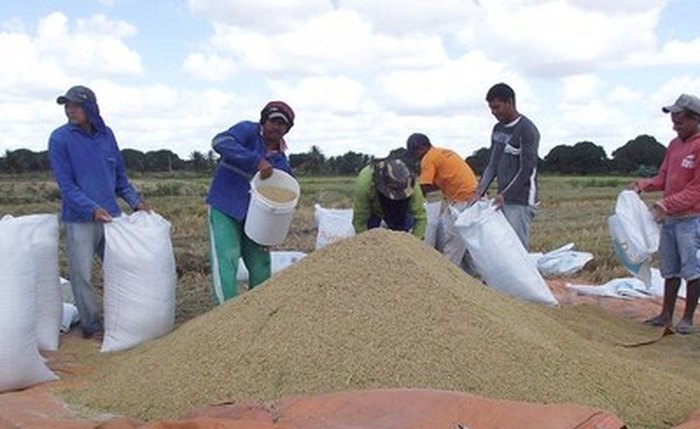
[68,229,700,428]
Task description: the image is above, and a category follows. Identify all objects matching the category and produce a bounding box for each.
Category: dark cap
[373,158,415,201]
[261,100,295,127]
[662,94,700,116]
[406,133,431,153]
[57,85,96,105]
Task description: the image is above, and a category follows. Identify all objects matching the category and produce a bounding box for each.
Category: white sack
[314,204,355,249]
[0,216,57,392]
[423,201,442,248]
[2,214,62,351]
[609,215,652,286]
[61,277,74,304]
[536,243,594,277]
[566,278,652,300]
[566,268,686,301]
[61,303,80,333]
[237,251,307,282]
[610,190,660,266]
[454,201,558,306]
[102,211,176,352]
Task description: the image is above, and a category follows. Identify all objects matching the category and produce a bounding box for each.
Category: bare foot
[642,315,670,327]
[675,320,695,335]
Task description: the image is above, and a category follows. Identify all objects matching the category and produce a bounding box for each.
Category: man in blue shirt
[206,100,295,304]
[48,85,151,339]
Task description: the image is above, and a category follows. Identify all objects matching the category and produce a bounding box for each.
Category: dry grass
[0,173,657,323]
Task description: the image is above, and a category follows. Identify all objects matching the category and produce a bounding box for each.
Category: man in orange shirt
[407,133,477,270]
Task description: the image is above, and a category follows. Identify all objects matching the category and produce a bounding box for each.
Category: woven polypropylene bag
[0,216,57,392]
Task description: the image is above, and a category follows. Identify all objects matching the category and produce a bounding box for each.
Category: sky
[1,0,699,161]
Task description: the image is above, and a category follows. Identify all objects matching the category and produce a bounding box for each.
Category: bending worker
[352,157,427,239]
[406,133,477,270]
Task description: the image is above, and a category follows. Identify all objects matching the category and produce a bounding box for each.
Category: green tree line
[0,134,666,177]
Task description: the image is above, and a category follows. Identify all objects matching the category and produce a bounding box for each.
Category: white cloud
[187,0,331,30]
[338,0,478,35]
[655,38,700,64]
[37,13,142,78]
[184,10,451,81]
[0,32,65,95]
[91,82,247,156]
[0,12,142,98]
[1,0,699,163]
[376,51,516,113]
[75,13,135,37]
[607,86,644,103]
[569,0,666,14]
[271,76,369,112]
[561,75,601,103]
[468,1,662,76]
[183,52,238,81]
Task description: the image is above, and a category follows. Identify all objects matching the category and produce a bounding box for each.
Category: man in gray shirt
[471,83,540,249]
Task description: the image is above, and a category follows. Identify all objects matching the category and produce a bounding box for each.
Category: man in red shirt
[634,93,700,334]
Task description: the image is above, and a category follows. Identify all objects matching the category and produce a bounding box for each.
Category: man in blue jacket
[206,101,295,304]
[48,85,151,339]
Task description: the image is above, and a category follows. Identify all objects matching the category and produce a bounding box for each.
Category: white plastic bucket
[244,169,300,246]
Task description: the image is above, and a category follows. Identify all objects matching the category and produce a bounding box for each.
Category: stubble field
[0,172,640,325]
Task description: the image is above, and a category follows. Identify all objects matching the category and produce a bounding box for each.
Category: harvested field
[66,229,700,428]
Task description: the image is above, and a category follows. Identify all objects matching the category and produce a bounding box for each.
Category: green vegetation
[1,133,666,177]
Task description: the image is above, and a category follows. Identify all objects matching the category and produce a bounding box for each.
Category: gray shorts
[659,216,700,280]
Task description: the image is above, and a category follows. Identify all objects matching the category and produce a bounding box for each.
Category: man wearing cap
[471,83,540,250]
[632,93,700,334]
[206,101,295,304]
[406,133,477,270]
[352,158,427,238]
[48,85,152,339]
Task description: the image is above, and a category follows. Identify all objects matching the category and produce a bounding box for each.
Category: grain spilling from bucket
[256,186,297,203]
[67,229,700,428]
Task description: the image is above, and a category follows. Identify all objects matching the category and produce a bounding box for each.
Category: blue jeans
[502,204,536,249]
[659,216,700,280]
[65,222,104,335]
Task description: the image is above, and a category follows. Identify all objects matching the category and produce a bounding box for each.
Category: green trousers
[208,207,271,304]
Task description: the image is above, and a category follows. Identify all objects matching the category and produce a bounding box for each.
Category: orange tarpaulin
[0,388,627,429]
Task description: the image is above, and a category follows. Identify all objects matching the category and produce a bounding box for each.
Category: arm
[475,136,499,198]
[418,155,440,196]
[109,130,142,210]
[352,168,373,233]
[267,152,293,176]
[409,184,427,239]
[420,183,439,195]
[212,122,264,177]
[636,155,668,193]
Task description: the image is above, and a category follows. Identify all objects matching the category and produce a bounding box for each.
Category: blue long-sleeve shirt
[48,123,141,222]
[206,121,292,221]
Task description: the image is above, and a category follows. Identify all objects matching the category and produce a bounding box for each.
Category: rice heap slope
[69,229,700,428]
